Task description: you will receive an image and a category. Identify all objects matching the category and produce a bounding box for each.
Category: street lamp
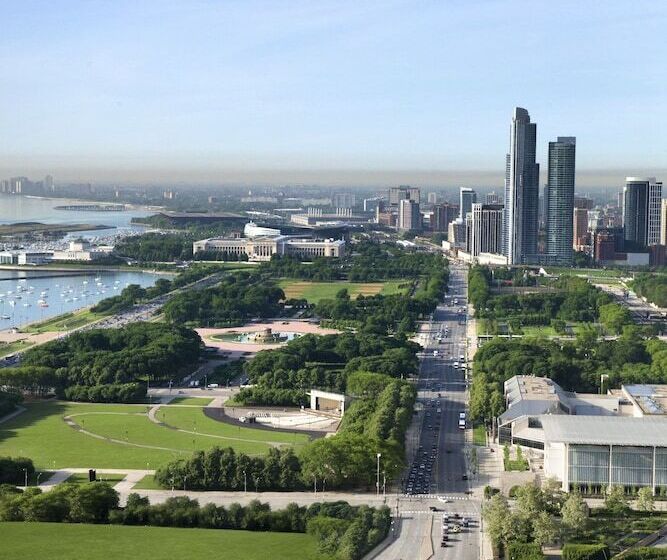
[243,470,247,493]
[23,468,27,488]
[376,453,382,496]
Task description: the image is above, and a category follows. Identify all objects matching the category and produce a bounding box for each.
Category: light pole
[243,470,247,493]
[376,453,381,496]
[23,468,28,488]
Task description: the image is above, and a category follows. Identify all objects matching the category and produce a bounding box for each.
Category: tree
[561,490,588,536]
[69,482,119,523]
[604,485,629,517]
[532,511,558,547]
[483,493,511,547]
[636,486,655,513]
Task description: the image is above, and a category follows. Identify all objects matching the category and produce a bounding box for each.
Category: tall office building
[459,188,477,220]
[573,207,589,248]
[661,199,667,246]
[389,185,420,206]
[432,203,459,232]
[427,192,438,204]
[503,107,540,264]
[545,137,576,264]
[485,191,502,204]
[623,177,662,247]
[469,203,504,256]
[398,199,421,231]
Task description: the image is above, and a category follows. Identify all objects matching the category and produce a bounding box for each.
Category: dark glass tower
[546,137,576,264]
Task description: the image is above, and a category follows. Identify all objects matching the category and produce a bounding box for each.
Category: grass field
[0,339,34,357]
[545,267,628,279]
[22,309,103,333]
[167,397,214,406]
[133,474,162,489]
[278,279,407,304]
[0,522,333,560]
[0,401,308,469]
[472,424,486,446]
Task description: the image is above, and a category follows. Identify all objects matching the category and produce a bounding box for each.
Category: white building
[193,233,345,262]
[398,199,421,231]
[52,240,112,261]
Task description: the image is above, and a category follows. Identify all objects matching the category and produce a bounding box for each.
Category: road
[378,262,480,560]
[594,282,665,326]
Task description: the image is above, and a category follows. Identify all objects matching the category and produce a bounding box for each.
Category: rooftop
[623,384,667,416]
[541,414,667,447]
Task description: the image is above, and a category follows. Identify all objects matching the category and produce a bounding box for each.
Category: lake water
[0,194,152,238]
[0,269,159,329]
[0,194,159,328]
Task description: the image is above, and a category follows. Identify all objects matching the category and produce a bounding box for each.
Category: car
[462,474,468,480]
[459,411,466,420]
[438,497,451,503]
[429,506,441,512]
[458,419,466,429]
[450,524,461,533]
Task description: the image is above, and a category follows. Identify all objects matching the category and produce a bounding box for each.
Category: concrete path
[0,405,25,425]
[38,468,154,492]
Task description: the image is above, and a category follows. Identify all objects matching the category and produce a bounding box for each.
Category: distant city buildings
[389,185,420,206]
[459,187,477,220]
[331,192,356,209]
[485,191,502,205]
[431,203,459,232]
[397,199,421,231]
[427,192,438,204]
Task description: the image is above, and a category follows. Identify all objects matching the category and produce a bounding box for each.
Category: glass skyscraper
[504,107,540,264]
[545,137,576,264]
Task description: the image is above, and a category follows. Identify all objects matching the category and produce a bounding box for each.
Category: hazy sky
[1,1,666,187]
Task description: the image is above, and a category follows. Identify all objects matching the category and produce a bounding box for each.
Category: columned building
[469,203,504,256]
[545,137,576,264]
[504,107,540,264]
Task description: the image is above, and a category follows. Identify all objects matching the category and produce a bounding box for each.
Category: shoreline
[0,264,175,275]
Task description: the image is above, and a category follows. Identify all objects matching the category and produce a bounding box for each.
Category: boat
[23,303,31,307]
[8,301,15,307]
[0,315,9,320]
[39,302,49,308]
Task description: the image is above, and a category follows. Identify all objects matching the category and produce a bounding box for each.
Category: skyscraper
[459,188,477,220]
[573,207,589,249]
[661,199,667,246]
[503,107,540,264]
[545,137,576,264]
[389,185,420,206]
[469,203,504,256]
[398,199,421,231]
[623,177,662,247]
[431,203,459,232]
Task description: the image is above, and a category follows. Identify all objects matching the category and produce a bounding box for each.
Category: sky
[1,0,666,187]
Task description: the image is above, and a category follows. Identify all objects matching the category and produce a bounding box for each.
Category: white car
[438,497,452,503]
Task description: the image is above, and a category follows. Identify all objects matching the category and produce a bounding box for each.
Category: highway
[377,262,480,560]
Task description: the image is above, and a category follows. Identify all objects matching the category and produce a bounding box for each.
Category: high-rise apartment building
[427,192,438,204]
[431,203,459,232]
[469,203,504,256]
[545,137,576,264]
[623,177,662,247]
[459,188,477,220]
[661,199,667,246]
[573,207,589,248]
[331,192,356,209]
[398,199,421,231]
[503,107,540,264]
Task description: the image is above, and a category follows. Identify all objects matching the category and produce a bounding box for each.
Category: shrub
[506,542,544,560]
[562,543,611,560]
[0,456,35,485]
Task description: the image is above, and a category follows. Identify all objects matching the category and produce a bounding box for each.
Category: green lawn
[65,472,127,485]
[133,474,163,490]
[0,401,307,470]
[278,279,408,304]
[0,522,333,560]
[472,424,486,446]
[519,325,557,337]
[545,267,627,278]
[22,309,103,333]
[167,396,214,406]
[156,406,309,446]
[0,339,34,357]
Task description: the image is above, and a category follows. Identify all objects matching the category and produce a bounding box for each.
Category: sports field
[278,279,407,304]
[0,401,308,469]
[0,522,333,560]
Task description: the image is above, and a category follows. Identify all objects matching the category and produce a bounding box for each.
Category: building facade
[398,199,421,231]
[573,207,589,249]
[504,107,540,264]
[623,177,663,247]
[431,203,459,232]
[459,187,477,221]
[545,137,576,264]
[469,203,503,256]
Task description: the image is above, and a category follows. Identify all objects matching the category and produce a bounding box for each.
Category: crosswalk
[402,494,468,500]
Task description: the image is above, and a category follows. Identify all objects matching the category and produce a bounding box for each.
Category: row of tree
[114,232,194,262]
[0,480,389,560]
[631,273,667,308]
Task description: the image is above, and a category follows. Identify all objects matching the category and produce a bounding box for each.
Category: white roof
[541,415,667,447]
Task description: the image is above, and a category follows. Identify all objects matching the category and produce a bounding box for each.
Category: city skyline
[1,1,666,185]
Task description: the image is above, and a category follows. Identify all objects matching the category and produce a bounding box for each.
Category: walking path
[0,405,25,425]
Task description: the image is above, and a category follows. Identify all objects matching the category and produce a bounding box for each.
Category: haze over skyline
[2,1,666,187]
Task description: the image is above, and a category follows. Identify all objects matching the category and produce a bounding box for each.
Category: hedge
[506,542,544,560]
[0,456,35,485]
[63,383,146,403]
[623,548,667,560]
[562,543,611,560]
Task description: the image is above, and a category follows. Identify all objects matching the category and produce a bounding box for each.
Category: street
[377,262,481,560]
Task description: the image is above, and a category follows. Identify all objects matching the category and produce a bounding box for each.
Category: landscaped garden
[278,279,407,304]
